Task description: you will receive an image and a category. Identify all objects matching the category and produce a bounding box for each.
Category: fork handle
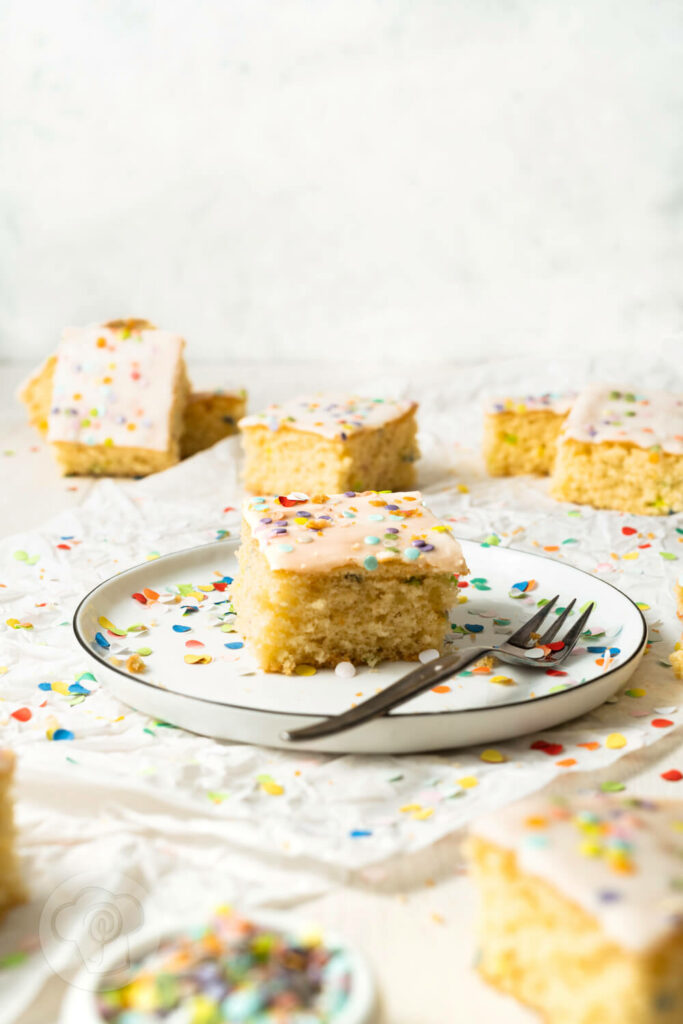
[282,645,493,742]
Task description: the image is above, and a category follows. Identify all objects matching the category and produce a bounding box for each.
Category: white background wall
[2,0,682,365]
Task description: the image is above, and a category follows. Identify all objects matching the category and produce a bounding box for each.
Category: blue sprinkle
[53,729,74,741]
[94,632,110,648]
[364,536,380,545]
[587,646,607,654]
[68,682,91,695]
[465,623,484,633]
[404,547,420,561]
[38,682,52,691]
[350,829,373,838]
[364,555,378,571]
[225,641,244,649]
[172,625,191,633]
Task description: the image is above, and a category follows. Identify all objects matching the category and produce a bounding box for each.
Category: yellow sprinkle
[52,681,70,696]
[579,839,603,857]
[98,615,115,629]
[294,664,317,676]
[525,816,547,828]
[490,674,515,686]
[457,484,469,494]
[456,594,468,604]
[0,666,7,675]
[197,585,215,592]
[628,688,646,698]
[400,803,422,813]
[606,733,627,749]
[145,553,160,561]
[431,524,450,532]
[412,807,434,821]
[480,748,506,763]
[261,781,284,796]
[184,653,212,665]
[458,776,478,789]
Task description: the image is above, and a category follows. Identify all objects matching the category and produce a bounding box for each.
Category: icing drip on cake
[242,491,468,574]
[562,385,683,454]
[239,394,416,441]
[47,324,184,451]
[471,792,683,952]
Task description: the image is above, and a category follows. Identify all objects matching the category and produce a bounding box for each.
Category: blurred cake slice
[180,388,247,457]
[239,394,419,495]
[483,392,575,476]
[0,751,24,919]
[551,385,683,515]
[466,791,683,1024]
[672,580,683,679]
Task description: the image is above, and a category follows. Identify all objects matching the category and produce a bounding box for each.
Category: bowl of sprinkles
[61,905,376,1024]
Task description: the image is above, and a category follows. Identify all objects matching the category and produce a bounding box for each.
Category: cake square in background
[180,388,247,457]
[239,394,419,495]
[0,751,24,920]
[466,792,683,1024]
[233,490,468,674]
[551,385,683,515]
[672,582,683,679]
[46,321,190,477]
[482,392,575,476]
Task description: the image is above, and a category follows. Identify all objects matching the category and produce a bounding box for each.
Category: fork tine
[552,602,595,659]
[537,598,576,646]
[507,595,559,647]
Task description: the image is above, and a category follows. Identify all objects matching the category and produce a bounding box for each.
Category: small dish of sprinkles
[88,906,374,1024]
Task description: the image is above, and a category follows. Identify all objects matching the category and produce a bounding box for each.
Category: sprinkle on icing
[484,392,576,416]
[47,323,184,451]
[239,394,416,441]
[471,792,683,952]
[242,491,469,574]
[562,385,683,455]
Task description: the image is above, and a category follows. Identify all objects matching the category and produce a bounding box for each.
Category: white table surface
[2,360,682,1024]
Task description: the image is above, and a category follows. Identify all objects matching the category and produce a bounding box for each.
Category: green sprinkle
[364,555,378,571]
[601,781,626,793]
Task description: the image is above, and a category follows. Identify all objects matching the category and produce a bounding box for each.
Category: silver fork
[282,595,594,742]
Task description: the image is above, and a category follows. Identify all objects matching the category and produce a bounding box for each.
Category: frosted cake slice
[180,388,247,457]
[0,751,24,919]
[45,320,190,476]
[233,490,468,674]
[551,386,683,515]
[672,581,683,679]
[239,394,419,495]
[466,792,683,1024]
[483,392,575,476]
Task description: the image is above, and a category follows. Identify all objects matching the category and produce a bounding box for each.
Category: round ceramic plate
[59,910,376,1024]
[73,538,647,754]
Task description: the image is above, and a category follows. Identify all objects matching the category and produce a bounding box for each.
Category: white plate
[59,910,377,1024]
[73,538,647,754]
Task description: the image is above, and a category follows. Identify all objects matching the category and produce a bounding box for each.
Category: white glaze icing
[242,490,468,574]
[484,392,576,416]
[47,324,184,451]
[562,385,683,455]
[239,394,416,441]
[471,792,683,952]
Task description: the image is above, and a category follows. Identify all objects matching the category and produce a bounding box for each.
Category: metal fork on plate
[282,595,594,742]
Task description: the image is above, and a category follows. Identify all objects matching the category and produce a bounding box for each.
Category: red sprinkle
[56,543,71,550]
[11,707,32,722]
[661,769,683,782]
[185,639,205,648]
[531,739,564,756]
[546,669,567,677]
[621,526,637,536]
[652,718,674,728]
[277,495,308,507]
[132,592,147,604]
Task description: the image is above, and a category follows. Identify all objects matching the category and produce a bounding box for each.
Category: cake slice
[0,751,24,919]
[483,392,575,476]
[233,490,468,674]
[180,388,247,458]
[672,581,683,679]
[466,792,683,1024]
[239,394,419,495]
[33,319,190,476]
[551,386,683,515]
